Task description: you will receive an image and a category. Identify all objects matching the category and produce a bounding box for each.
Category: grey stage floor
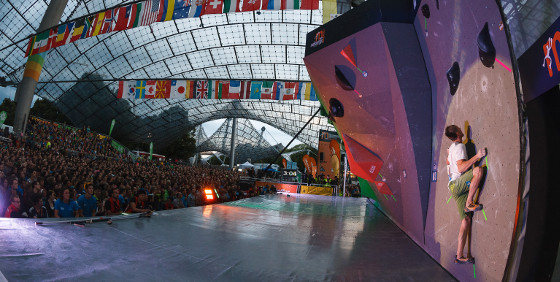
[0,194,455,281]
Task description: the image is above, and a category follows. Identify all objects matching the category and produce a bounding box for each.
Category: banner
[149,142,153,160]
[25,0,320,57]
[0,111,6,126]
[109,119,115,136]
[255,181,298,193]
[111,140,125,153]
[118,79,318,101]
[300,185,332,196]
[518,15,560,102]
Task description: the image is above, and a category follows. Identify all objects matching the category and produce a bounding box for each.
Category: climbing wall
[304,0,521,280]
[417,1,520,281]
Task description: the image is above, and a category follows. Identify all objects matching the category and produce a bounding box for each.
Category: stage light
[204,189,212,195]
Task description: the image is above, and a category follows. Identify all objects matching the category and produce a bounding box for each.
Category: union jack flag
[196,80,208,99]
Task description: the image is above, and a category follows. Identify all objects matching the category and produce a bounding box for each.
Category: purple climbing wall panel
[304,0,522,281]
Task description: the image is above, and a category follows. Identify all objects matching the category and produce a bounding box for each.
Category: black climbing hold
[446,62,460,96]
[421,4,430,19]
[329,98,344,118]
[334,65,356,91]
[477,22,496,68]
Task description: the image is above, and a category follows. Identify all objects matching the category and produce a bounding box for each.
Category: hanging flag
[109,119,116,136]
[282,82,298,100]
[185,80,195,98]
[141,0,163,26]
[300,0,319,9]
[161,0,177,22]
[155,80,171,98]
[135,80,147,99]
[118,81,137,98]
[228,80,241,99]
[128,3,143,29]
[196,80,209,99]
[69,18,86,42]
[88,11,106,37]
[188,0,204,17]
[241,81,251,99]
[203,0,223,15]
[250,81,263,99]
[51,23,73,48]
[285,0,300,10]
[262,0,281,10]
[99,9,115,34]
[241,0,260,11]
[171,80,187,99]
[111,6,126,31]
[261,81,275,99]
[145,80,157,98]
[223,0,240,13]
[215,80,230,99]
[173,0,191,19]
[29,30,49,56]
[149,142,153,160]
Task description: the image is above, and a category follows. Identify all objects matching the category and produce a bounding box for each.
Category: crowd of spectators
[0,118,248,219]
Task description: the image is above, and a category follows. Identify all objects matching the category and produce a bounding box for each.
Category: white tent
[238,162,254,169]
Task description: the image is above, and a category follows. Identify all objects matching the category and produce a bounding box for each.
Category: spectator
[126,190,151,213]
[77,184,97,217]
[54,188,79,218]
[28,194,48,218]
[4,195,27,218]
[104,188,122,216]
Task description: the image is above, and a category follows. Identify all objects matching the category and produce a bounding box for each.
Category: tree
[30,99,72,124]
[161,130,197,160]
[0,98,16,125]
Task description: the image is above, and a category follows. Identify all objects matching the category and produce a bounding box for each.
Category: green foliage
[161,130,197,160]
[30,99,72,124]
[0,98,15,125]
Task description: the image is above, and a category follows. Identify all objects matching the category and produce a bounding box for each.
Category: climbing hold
[335,65,356,91]
[421,4,430,18]
[477,22,496,68]
[329,98,344,118]
[446,62,460,96]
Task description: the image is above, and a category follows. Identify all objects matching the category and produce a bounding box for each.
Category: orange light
[206,195,214,200]
[204,189,213,195]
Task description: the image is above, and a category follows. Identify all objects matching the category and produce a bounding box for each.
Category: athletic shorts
[449,169,474,219]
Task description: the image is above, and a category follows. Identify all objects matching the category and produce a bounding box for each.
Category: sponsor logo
[311,29,325,48]
[543,32,560,77]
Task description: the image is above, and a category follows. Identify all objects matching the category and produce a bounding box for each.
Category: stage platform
[0,194,455,281]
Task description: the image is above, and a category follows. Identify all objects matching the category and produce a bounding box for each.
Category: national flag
[135,80,147,99]
[188,0,204,17]
[171,80,187,99]
[241,0,259,11]
[89,11,106,37]
[173,0,191,19]
[30,30,49,56]
[301,82,317,101]
[25,37,35,57]
[250,81,263,99]
[261,81,275,99]
[84,15,95,38]
[228,80,241,99]
[141,0,163,26]
[300,0,319,9]
[99,9,114,34]
[262,0,281,10]
[127,3,143,29]
[203,0,223,15]
[111,6,127,31]
[161,0,176,21]
[145,80,157,98]
[70,18,85,42]
[155,80,171,98]
[40,28,57,54]
[196,80,209,99]
[284,0,299,10]
[64,22,76,45]
[281,82,298,100]
[223,0,240,13]
[185,80,195,98]
[241,81,251,99]
[51,24,67,48]
[118,81,137,98]
[215,80,229,99]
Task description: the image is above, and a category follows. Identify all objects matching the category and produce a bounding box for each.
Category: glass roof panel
[0,0,334,149]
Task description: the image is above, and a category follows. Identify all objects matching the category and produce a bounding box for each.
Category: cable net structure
[0,0,334,150]
[197,118,282,162]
